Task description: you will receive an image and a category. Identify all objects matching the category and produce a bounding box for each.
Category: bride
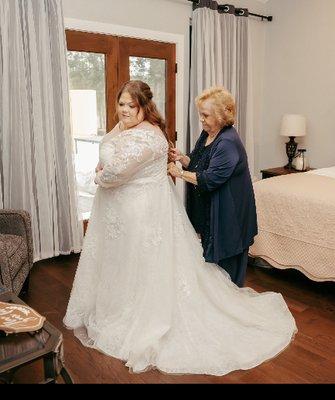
[63,80,297,376]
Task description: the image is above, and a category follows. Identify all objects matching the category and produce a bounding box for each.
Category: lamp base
[284,136,298,171]
[284,162,295,170]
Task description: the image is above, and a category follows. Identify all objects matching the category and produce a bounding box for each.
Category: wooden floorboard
[10,254,335,383]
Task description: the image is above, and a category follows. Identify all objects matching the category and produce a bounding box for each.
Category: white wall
[261,0,335,170]
[63,0,190,35]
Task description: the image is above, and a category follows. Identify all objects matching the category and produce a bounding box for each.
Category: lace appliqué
[144,226,163,248]
[80,232,99,262]
[99,168,118,185]
[105,208,124,239]
[98,128,168,187]
[173,209,188,237]
[178,278,191,297]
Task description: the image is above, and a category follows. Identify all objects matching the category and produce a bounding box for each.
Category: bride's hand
[95,162,103,173]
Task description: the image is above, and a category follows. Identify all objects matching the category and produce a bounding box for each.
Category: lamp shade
[280,114,306,137]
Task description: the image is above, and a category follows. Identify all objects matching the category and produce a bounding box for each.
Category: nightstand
[261,166,314,179]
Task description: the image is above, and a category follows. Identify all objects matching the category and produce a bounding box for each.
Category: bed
[249,166,335,282]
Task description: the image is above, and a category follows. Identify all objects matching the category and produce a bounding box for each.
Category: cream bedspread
[249,172,335,281]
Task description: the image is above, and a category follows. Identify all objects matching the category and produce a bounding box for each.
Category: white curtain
[0,0,83,261]
[0,23,3,210]
[189,1,255,176]
[0,171,3,209]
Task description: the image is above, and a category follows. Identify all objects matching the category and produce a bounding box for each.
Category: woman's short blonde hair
[195,86,236,127]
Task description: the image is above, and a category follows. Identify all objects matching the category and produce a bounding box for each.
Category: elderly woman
[168,86,257,287]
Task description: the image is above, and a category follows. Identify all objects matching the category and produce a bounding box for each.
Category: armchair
[0,209,34,295]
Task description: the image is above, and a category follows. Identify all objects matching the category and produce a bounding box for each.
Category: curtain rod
[187,0,273,22]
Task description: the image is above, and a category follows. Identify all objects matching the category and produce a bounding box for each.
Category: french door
[66,30,176,141]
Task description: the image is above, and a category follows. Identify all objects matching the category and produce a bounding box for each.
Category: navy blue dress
[186,133,215,256]
[186,125,258,287]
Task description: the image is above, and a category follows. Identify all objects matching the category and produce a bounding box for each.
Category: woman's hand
[168,162,198,185]
[95,162,103,173]
[169,147,184,162]
[169,147,190,168]
[167,162,182,179]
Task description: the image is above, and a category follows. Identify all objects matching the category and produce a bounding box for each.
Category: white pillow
[307,166,335,179]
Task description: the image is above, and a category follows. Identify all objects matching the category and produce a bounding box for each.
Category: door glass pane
[67,51,106,220]
[129,57,166,118]
[67,51,106,136]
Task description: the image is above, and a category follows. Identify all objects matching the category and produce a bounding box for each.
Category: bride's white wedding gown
[64,122,297,376]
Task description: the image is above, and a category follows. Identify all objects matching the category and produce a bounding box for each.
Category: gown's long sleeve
[95,131,160,188]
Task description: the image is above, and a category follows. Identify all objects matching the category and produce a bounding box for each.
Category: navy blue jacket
[196,125,258,261]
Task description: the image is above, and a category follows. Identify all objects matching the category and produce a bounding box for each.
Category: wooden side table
[261,166,314,179]
[0,292,73,384]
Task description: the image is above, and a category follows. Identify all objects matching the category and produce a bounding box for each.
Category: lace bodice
[95,125,168,188]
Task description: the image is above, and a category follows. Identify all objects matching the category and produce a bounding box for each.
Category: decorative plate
[0,302,45,334]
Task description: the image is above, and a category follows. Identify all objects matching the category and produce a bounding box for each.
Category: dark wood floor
[13,254,335,384]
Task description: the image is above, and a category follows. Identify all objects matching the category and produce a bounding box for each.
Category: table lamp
[280,114,306,169]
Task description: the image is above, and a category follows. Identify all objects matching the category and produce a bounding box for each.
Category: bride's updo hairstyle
[116,80,167,139]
